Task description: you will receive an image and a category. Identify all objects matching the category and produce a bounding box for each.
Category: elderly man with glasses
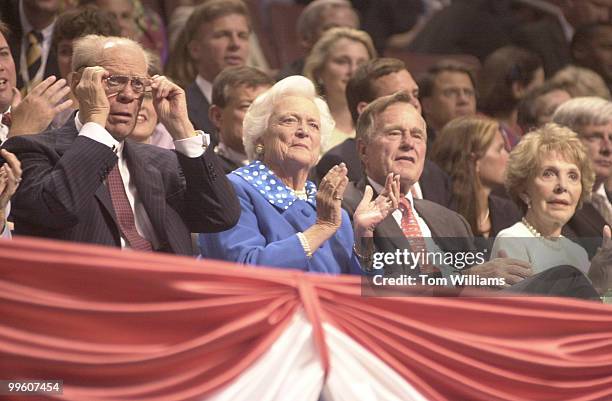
[1,34,240,254]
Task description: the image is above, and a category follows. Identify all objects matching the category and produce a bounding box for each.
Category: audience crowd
[1,0,611,299]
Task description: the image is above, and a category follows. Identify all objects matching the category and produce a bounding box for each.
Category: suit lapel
[123,142,168,247]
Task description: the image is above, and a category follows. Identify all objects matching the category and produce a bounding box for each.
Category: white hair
[552,97,612,132]
[71,35,149,72]
[242,75,335,161]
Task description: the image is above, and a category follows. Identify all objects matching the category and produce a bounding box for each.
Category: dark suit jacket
[186,81,217,146]
[2,118,240,255]
[0,0,60,89]
[342,179,474,277]
[317,138,454,208]
[565,201,606,259]
[217,153,242,175]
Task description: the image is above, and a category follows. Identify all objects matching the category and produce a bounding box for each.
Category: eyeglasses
[103,74,152,95]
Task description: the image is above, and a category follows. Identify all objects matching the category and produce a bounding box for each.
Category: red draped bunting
[0,236,611,401]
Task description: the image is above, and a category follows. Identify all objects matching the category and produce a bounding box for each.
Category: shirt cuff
[78,122,120,150]
[174,132,210,158]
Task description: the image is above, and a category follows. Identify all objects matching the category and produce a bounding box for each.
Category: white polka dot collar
[234,161,317,210]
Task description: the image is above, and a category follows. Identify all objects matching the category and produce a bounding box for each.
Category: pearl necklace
[292,189,307,200]
[521,217,564,249]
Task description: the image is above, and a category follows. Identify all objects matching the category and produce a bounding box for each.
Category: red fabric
[1,236,611,401]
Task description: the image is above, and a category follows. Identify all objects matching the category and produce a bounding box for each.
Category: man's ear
[356,101,369,116]
[209,104,222,130]
[356,138,368,165]
[512,81,527,100]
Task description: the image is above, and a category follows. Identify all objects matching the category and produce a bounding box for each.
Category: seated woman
[430,116,520,246]
[199,76,398,274]
[491,123,611,294]
[129,91,174,149]
[303,27,377,153]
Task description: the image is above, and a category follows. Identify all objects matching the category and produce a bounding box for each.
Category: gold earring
[255,144,264,155]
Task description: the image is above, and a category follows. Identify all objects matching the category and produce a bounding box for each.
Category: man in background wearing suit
[0,0,61,93]
[209,66,272,174]
[2,34,240,255]
[185,0,251,147]
[317,57,454,208]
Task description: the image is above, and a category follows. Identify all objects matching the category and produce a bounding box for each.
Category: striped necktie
[26,31,43,84]
[399,197,440,275]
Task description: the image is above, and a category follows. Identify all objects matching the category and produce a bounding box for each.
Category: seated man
[2,35,240,255]
[342,91,599,298]
[209,66,272,173]
[317,57,453,208]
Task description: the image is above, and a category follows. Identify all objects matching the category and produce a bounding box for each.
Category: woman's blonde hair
[505,123,595,214]
[303,27,376,96]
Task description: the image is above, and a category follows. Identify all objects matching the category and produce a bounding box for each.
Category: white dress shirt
[0,106,11,144]
[18,0,55,87]
[75,113,208,249]
[195,75,213,104]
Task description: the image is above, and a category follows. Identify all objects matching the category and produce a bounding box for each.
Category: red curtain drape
[1,236,611,401]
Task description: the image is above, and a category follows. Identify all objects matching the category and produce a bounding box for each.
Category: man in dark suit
[2,34,240,255]
[184,0,251,147]
[0,0,61,93]
[209,66,272,174]
[342,92,600,299]
[317,57,454,208]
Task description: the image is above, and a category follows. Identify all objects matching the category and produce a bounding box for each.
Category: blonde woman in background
[304,27,376,152]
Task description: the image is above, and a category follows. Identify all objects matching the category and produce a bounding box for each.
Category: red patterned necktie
[107,164,152,251]
[399,197,439,275]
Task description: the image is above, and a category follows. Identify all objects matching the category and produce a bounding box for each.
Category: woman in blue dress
[199,76,398,274]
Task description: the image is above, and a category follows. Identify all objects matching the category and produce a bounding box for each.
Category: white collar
[74,112,124,157]
[366,176,415,206]
[215,142,249,166]
[195,75,213,104]
[19,0,56,38]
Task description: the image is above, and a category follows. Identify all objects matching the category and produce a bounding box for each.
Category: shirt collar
[74,112,124,158]
[215,142,249,167]
[233,160,317,210]
[366,176,416,205]
[195,75,213,104]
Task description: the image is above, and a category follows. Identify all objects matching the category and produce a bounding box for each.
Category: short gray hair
[356,91,426,144]
[71,35,149,72]
[552,97,612,133]
[243,75,334,161]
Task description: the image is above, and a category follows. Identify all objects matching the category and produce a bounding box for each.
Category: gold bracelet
[296,232,313,258]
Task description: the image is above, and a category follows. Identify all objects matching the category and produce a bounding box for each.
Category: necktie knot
[27,31,42,44]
